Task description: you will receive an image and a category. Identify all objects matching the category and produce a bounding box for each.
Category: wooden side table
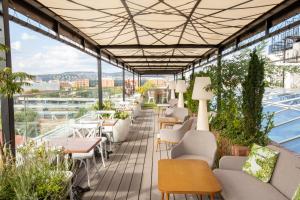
[158,159,222,200]
[158,117,180,129]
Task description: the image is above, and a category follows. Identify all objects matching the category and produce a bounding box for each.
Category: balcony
[1,0,300,200]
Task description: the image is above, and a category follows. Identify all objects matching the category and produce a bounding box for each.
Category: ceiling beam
[138,70,180,75]
[117,55,200,59]
[100,44,217,49]
[125,61,190,64]
[131,65,185,68]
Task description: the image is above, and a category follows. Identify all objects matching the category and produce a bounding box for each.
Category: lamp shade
[175,80,187,93]
[168,81,176,90]
[192,77,213,100]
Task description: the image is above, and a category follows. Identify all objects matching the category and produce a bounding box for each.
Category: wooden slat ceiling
[35,0,285,73]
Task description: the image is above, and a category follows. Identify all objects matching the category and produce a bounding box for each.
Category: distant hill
[36,71,123,81]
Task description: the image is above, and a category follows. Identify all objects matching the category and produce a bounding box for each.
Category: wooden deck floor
[77,110,219,200]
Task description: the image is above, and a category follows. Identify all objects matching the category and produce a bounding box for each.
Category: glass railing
[13,89,98,144]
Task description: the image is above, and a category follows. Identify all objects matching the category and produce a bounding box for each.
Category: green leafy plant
[210,48,274,147]
[93,99,115,110]
[0,67,33,98]
[0,141,72,200]
[241,50,273,146]
[114,111,129,120]
[136,80,154,97]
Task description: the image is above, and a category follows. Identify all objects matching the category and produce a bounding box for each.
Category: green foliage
[241,50,272,146]
[93,99,115,110]
[136,80,155,96]
[14,109,38,122]
[142,102,157,109]
[210,47,274,147]
[0,142,72,200]
[14,109,39,138]
[0,67,34,98]
[75,107,88,118]
[114,111,129,120]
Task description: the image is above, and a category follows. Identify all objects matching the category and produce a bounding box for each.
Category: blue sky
[10,21,119,75]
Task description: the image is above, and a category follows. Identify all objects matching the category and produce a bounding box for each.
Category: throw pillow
[242,144,279,183]
[293,185,300,200]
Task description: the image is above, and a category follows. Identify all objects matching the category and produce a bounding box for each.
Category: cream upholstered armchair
[164,107,189,122]
[171,130,217,168]
[156,118,194,151]
[159,107,189,129]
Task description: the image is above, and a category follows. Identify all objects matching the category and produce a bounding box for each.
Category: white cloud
[11,41,21,50]
[21,33,36,40]
[12,45,97,75]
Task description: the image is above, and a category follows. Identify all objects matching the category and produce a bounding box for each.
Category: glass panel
[10,21,97,143]
[102,62,123,102]
[282,138,300,153]
[269,119,300,142]
[273,109,300,125]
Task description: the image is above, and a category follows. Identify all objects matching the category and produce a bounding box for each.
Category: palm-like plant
[0,44,33,98]
[0,67,33,98]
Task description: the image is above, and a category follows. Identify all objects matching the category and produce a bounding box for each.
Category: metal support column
[216,48,222,113]
[181,71,184,79]
[0,0,15,155]
[192,63,195,77]
[122,66,125,101]
[97,50,103,109]
[132,72,135,93]
[282,38,286,87]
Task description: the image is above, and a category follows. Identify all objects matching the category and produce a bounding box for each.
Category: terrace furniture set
[214,145,300,200]
[156,104,300,200]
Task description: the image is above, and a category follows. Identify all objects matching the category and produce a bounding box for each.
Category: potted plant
[0,142,72,199]
[136,80,155,104]
[230,50,273,155]
[112,111,131,142]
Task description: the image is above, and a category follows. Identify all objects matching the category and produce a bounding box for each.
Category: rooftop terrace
[1,1,300,200]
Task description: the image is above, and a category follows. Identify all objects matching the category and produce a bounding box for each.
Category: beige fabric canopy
[36,0,285,73]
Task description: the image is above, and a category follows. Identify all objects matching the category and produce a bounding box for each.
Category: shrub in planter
[113,111,131,142]
[0,142,72,200]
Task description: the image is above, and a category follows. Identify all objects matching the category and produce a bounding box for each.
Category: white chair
[161,90,169,103]
[70,124,106,187]
[96,110,115,120]
[148,90,155,103]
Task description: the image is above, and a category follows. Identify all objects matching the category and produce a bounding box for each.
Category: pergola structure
[1,0,300,150]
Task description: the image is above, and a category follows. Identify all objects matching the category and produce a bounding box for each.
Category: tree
[242,50,270,146]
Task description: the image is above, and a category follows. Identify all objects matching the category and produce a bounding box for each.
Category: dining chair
[148,90,155,103]
[70,123,105,187]
[162,90,169,103]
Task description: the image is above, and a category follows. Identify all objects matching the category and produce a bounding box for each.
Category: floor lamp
[192,77,213,131]
[176,80,187,108]
[169,80,176,99]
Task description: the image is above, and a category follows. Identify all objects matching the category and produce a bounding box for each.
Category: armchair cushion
[174,155,213,168]
[219,156,248,171]
[213,169,288,200]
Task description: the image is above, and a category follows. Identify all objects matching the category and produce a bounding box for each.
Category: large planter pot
[112,118,131,142]
[132,104,142,118]
[231,145,250,156]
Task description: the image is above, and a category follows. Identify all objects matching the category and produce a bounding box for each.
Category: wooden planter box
[231,145,250,156]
